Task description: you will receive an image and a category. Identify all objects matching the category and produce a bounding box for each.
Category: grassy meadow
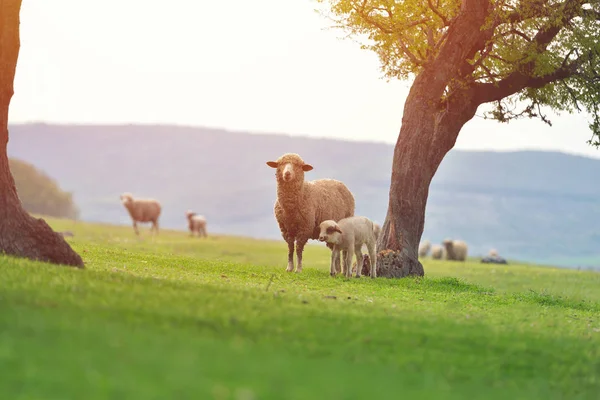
[1,217,599,399]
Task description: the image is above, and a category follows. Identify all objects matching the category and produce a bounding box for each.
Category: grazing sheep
[267,153,355,273]
[481,248,508,264]
[186,210,207,237]
[120,192,161,236]
[318,216,377,278]
[442,239,468,261]
[418,240,431,258]
[431,244,443,260]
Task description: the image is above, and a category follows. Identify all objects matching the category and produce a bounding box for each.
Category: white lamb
[318,216,377,278]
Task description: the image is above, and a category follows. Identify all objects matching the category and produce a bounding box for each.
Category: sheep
[418,239,431,258]
[442,239,468,261]
[431,244,443,260]
[481,248,508,264]
[186,210,207,237]
[120,192,161,236]
[318,216,377,278]
[266,153,355,273]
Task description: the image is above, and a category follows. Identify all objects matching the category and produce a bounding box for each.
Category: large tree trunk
[0,0,84,268]
[375,79,478,278]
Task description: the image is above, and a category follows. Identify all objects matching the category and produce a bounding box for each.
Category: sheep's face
[318,220,342,244]
[186,210,196,219]
[120,193,133,205]
[442,239,453,249]
[266,154,313,183]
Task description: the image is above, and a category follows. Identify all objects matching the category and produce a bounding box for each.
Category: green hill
[0,218,598,399]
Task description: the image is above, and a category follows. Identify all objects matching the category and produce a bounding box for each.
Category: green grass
[1,218,599,399]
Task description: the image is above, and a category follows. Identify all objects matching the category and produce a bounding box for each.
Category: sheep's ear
[334,226,342,234]
[302,164,313,172]
[266,161,278,168]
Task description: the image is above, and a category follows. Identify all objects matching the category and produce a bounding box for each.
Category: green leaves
[317,0,600,148]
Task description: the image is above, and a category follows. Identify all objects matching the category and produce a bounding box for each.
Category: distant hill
[7,123,600,269]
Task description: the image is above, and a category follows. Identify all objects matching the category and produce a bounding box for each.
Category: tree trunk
[376,80,478,278]
[0,0,84,268]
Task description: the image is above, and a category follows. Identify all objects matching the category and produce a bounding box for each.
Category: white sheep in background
[266,153,355,273]
[186,210,207,238]
[418,239,431,258]
[120,192,161,236]
[431,244,443,260]
[442,239,468,261]
[319,216,377,278]
[489,248,498,257]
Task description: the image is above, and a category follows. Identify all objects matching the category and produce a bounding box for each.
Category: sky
[9,0,600,159]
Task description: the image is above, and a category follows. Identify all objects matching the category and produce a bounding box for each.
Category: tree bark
[376,92,478,277]
[0,0,84,268]
[374,1,493,278]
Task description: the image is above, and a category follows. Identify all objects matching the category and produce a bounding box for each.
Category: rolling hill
[7,122,600,268]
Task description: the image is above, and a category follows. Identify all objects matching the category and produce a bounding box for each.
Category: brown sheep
[120,192,161,236]
[266,153,355,273]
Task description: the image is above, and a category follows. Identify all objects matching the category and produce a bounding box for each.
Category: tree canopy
[316,0,600,146]
[9,158,79,220]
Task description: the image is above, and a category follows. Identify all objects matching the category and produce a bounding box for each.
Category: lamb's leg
[285,237,295,272]
[343,250,352,278]
[330,249,339,277]
[295,238,307,273]
[327,242,341,273]
[354,245,363,278]
[367,242,377,278]
[132,221,139,236]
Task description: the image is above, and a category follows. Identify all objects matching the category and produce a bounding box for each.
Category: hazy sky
[9,0,600,159]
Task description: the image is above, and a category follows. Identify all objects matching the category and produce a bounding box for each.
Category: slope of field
[0,219,599,399]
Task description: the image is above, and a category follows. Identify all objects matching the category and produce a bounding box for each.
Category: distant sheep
[319,216,377,278]
[481,248,508,264]
[431,244,443,260]
[186,210,207,238]
[418,240,431,258]
[267,153,355,273]
[120,192,161,236]
[442,239,468,261]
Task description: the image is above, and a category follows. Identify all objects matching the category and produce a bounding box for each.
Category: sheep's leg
[354,245,363,278]
[295,239,307,273]
[285,238,295,272]
[367,243,377,278]
[327,242,341,273]
[343,250,352,278]
[330,249,339,277]
[132,221,139,236]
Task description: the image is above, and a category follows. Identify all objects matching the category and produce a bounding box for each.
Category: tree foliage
[9,158,79,220]
[316,0,600,146]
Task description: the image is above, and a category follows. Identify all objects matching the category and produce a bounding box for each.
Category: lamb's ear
[266,161,278,168]
[302,163,313,172]
[334,226,342,234]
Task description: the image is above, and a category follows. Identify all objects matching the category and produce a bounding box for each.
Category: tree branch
[426,0,449,26]
[473,51,588,104]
